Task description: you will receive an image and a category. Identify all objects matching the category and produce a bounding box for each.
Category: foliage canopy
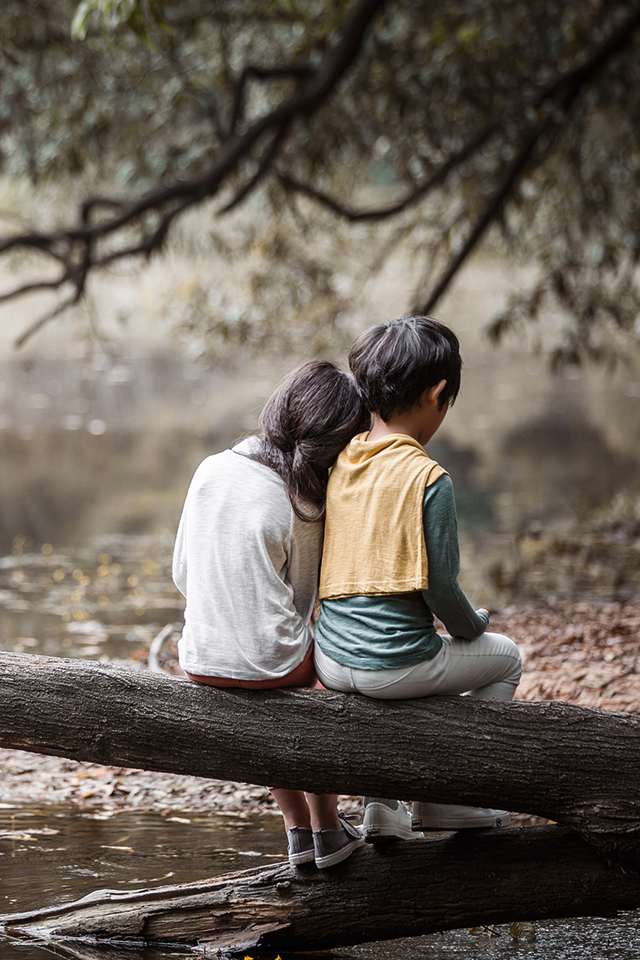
[1,0,639,362]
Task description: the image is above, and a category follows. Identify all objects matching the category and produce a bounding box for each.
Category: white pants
[314,632,522,701]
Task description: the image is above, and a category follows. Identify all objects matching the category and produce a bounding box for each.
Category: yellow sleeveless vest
[319,433,447,599]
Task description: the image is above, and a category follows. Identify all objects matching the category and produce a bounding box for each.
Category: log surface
[2,826,640,953]
[0,651,638,862]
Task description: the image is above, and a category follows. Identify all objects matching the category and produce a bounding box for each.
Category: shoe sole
[315,837,365,869]
[411,813,510,831]
[288,851,316,866]
[364,825,421,842]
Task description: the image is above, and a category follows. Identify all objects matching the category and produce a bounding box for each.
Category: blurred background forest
[0,0,638,612]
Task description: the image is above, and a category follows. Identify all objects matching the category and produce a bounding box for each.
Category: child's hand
[477,607,489,618]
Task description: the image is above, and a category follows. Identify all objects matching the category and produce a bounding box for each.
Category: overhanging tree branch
[0,277,71,304]
[2,0,639,351]
[219,125,290,214]
[14,290,83,348]
[228,63,314,134]
[2,0,387,347]
[421,118,550,314]
[276,120,501,220]
[420,6,640,314]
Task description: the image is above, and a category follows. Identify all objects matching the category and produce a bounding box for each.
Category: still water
[1,803,640,960]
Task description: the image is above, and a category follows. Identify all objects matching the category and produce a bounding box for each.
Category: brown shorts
[185,642,324,690]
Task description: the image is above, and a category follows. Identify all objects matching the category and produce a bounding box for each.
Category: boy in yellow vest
[314,315,522,841]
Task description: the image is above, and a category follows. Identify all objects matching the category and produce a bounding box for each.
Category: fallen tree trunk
[0,652,637,860]
[0,651,639,952]
[4,826,640,954]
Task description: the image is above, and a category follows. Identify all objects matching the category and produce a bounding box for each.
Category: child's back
[317,431,487,673]
[314,316,522,838]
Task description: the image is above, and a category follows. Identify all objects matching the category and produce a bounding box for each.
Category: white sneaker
[363,798,422,842]
[411,802,510,831]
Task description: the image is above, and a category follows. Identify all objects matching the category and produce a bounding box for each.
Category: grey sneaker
[412,802,511,831]
[287,826,315,866]
[363,798,422,842]
[313,813,365,869]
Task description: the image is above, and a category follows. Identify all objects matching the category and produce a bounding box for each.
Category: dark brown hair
[256,360,369,521]
[349,316,462,421]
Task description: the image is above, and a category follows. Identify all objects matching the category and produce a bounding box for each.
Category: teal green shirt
[315,474,488,669]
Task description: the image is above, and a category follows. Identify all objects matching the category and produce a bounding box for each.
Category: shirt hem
[320,579,430,600]
[315,636,443,671]
[178,640,312,682]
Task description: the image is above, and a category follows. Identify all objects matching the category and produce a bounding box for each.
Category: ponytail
[255,361,369,521]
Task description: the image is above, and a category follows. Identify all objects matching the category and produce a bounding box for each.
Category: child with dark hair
[314,316,522,841]
[173,360,369,868]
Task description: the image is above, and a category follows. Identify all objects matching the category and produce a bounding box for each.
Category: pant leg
[314,643,358,692]
[315,633,522,701]
[422,632,522,700]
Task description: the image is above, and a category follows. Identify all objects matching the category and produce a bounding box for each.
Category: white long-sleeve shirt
[172,437,322,680]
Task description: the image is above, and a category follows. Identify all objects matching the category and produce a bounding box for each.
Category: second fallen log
[3,825,640,953]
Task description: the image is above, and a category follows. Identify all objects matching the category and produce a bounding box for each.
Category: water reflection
[0,538,183,665]
[0,804,285,914]
[0,803,285,960]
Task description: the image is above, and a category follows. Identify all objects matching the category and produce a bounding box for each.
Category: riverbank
[1,599,637,818]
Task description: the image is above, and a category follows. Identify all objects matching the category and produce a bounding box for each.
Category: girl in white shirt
[173,360,369,868]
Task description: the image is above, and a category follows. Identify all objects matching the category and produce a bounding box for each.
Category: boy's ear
[425,379,447,407]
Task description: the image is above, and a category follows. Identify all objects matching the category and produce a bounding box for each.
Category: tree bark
[1,653,638,858]
[0,651,639,952]
[3,826,640,954]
